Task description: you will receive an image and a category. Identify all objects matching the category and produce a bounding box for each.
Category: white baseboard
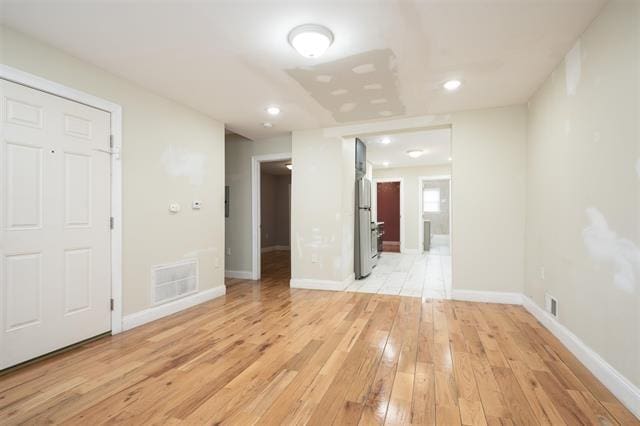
[290,273,354,292]
[261,245,290,253]
[522,296,640,419]
[122,286,226,331]
[225,270,253,279]
[451,289,639,418]
[452,289,523,305]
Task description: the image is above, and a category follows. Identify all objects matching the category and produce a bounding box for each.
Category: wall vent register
[151,259,198,304]
[545,293,559,318]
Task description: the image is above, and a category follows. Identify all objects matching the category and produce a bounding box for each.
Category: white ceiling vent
[152,259,198,305]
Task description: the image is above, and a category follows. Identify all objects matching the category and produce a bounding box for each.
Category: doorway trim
[0,64,124,334]
[251,152,292,280]
[372,177,405,253]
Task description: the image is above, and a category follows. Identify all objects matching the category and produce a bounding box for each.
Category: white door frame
[0,64,124,334]
[251,152,291,280]
[372,177,405,253]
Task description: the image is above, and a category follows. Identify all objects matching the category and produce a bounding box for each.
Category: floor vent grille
[152,259,198,305]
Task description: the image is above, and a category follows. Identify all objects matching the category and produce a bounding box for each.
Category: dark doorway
[377,181,400,252]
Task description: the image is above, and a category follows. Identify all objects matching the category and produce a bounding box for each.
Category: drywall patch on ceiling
[161,145,206,185]
[565,40,582,96]
[286,49,405,123]
[582,207,639,293]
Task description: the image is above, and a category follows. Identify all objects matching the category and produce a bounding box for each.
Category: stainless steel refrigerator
[355,177,374,278]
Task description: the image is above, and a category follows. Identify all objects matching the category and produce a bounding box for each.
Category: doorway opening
[347,126,452,300]
[375,179,403,253]
[419,175,452,298]
[249,153,291,281]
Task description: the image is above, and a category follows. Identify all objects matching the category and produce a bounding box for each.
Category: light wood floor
[0,251,637,425]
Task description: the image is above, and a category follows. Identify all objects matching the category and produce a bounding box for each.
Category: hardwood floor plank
[0,251,636,425]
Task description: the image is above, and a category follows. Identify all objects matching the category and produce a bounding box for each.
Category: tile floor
[347,235,451,300]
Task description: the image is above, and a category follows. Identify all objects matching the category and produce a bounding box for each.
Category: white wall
[452,106,528,294]
[1,26,226,316]
[526,0,639,387]
[292,106,527,293]
[225,133,291,273]
[290,130,354,287]
[373,164,451,252]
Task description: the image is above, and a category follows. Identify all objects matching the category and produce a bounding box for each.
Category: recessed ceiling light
[443,80,462,91]
[262,122,273,128]
[382,161,390,167]
[288,24,334,58]
[406,149,424,158]
[448,156,452,162]
[286,163,293,170]
[266,106,280,115]
[380,137,391,145]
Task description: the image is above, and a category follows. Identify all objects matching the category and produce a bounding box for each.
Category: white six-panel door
[0,79,111,369]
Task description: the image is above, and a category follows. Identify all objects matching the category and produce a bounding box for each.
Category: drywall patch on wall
[565,40,582,96]
[582,207,640,293]
[287,49,405,123]
[161,145,206,185]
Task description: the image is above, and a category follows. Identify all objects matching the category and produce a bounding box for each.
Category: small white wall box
[169,203,180,213]
[192,200,202,209]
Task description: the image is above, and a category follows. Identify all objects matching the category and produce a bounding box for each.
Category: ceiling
[0,0,605,140]
[364,128,451,169]
[261,160,292,176]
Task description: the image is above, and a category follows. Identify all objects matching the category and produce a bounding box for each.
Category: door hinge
[110,298,114,311]
[110,217,114,229]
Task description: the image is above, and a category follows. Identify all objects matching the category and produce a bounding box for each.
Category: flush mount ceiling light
[266,106,280,116]
[380,137,391,145]
[288,24,334,58]
[443,79,462,91]
[448,156,453,162]
[406,149,424,158]
[262,122,273,128]
[382,161,390,167]
[267,105,280,115]
[286,163,293,170]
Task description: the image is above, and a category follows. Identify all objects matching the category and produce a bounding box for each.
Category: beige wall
[225,134,291,272]
[292,105,527,293]
[452,106,527,294]
[526,0,640,387]
[290,130,355,285]
[373,165,451,252]
[1,26,225,316]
